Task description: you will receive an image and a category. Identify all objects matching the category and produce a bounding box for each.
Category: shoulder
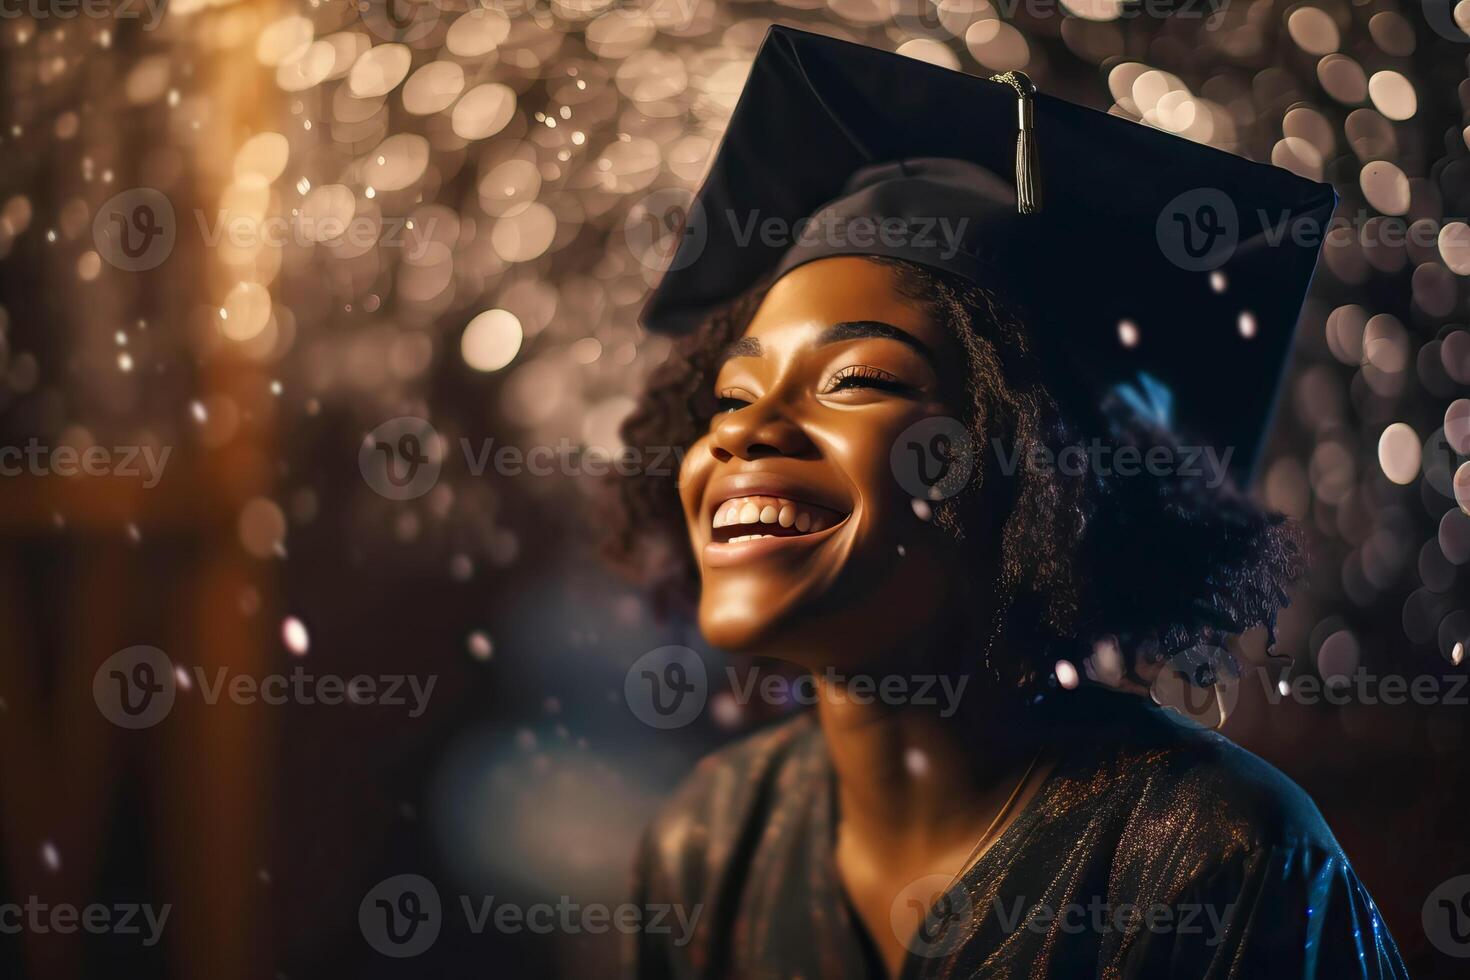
[1050,687,1340,868]
[635,712,823,897]
[1046,691,1408,977]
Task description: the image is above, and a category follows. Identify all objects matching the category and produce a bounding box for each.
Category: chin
[696,555,952,671]
[696,578,815,660]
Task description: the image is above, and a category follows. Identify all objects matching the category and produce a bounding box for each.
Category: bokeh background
[0,0,1468,976]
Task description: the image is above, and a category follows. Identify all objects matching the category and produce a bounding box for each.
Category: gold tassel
[989,70,1041,215]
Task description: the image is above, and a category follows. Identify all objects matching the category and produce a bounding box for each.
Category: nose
[708,398,814,463]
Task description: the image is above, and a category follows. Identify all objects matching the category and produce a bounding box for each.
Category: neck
[814,650,1041,851]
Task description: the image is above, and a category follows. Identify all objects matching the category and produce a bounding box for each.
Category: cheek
[677,435,714,526]
[822,410,938,526]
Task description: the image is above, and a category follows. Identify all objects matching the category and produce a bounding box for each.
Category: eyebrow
[717,336,763,365]
[818,320,934,361]
[716,320,934,367]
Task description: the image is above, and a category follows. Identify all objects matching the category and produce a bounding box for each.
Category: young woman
[616,27,1406,979]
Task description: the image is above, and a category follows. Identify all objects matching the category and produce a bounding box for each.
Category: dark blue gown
[628,686,1407,979]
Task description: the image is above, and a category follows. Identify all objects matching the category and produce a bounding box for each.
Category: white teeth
[711,495,845,537]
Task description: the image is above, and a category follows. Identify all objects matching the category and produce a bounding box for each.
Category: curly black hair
[610,257,1305,691]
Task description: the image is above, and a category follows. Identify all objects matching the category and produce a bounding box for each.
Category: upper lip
[703,470,851,520]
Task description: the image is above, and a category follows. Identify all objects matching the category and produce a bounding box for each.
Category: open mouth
[709,495,849,544]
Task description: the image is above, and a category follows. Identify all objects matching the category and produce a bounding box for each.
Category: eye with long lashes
[714,388,754,413]
[819,364,915,396]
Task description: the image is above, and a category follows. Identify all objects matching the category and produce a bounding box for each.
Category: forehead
[741,257,948,352]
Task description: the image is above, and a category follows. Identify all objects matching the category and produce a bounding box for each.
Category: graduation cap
[639,25,1338,484]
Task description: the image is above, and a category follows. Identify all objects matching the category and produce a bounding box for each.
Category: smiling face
[678,257,979,669]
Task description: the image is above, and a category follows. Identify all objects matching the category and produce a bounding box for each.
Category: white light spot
[467,630,493,661]
[1377,422,1421,485]
[710,691,741,729]
[281,616,310,656]
[1055,660,1080,690]
[461,309,523,372]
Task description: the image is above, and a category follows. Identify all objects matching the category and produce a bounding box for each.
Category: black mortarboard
[639,26,1338,483]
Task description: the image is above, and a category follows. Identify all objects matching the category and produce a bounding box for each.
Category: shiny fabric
[627,686,1406,979]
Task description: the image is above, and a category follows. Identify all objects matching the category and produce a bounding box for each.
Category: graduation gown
[627,686,1407,979]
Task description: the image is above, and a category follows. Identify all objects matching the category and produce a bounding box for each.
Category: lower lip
[702,520,847,569]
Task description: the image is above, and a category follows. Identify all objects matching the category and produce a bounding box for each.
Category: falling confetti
[467,631,493,661]
[281,616,310,657]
